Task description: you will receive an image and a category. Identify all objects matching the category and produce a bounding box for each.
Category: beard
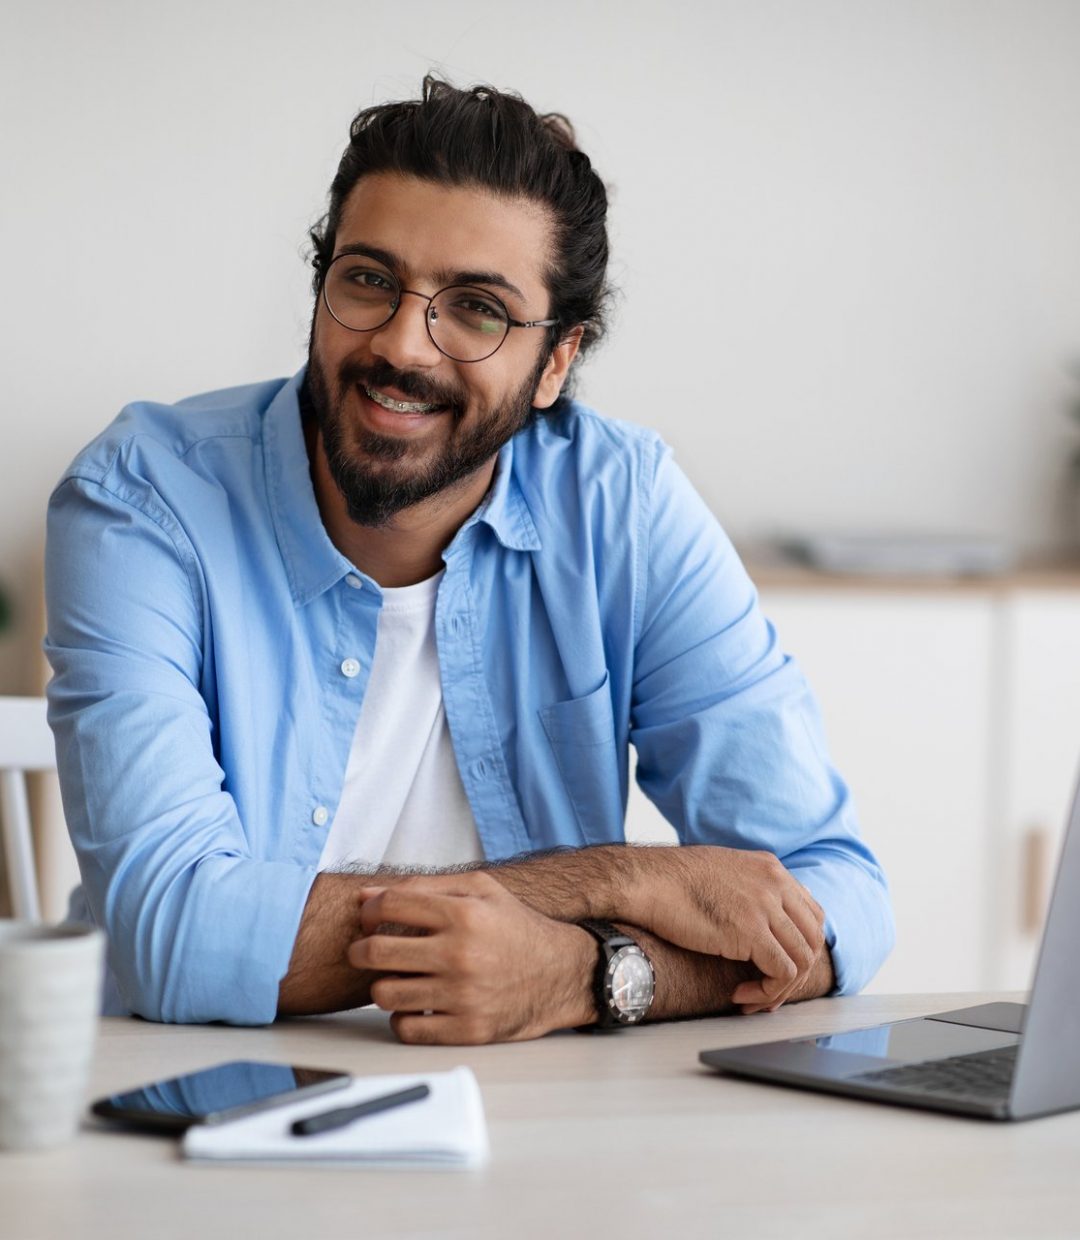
[303,347,547,528]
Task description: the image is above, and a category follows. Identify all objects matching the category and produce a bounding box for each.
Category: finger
[358,888,460,934]
[348,932,441,973]
[785,888,827,954]
[767,911,817,981]
[370,975,454,1013]
[732,980,770,1005]
[752,943,811,1008]
[391,1012,489,1046]
[733,980,789,1007]
[801,884,827,927]
[746,928,799,990]
[370,872,498,901]
[734,979,797,1010]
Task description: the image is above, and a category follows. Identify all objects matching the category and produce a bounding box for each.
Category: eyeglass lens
[324,258,510,361]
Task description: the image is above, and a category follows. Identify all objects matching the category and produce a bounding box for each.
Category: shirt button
[311,805,329,827]
[344,574,363,590]
[340,658,360,678]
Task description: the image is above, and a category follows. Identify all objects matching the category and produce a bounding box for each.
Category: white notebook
[182,1067,488,1169]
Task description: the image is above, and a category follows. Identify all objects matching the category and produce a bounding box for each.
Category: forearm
[617,925,835,1023]
[277,873,378,1016]
[277,846,634,1016]
[277,844,836,1022]
[485,843,640,919]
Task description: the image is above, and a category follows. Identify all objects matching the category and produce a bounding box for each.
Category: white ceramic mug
[0,921,104,1151]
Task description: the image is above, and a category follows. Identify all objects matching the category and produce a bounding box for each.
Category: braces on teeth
[366,388,439,414]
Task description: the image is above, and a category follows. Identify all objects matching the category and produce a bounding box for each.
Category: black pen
[290,1083,431,1137]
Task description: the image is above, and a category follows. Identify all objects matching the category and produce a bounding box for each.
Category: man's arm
[47,475,313,1025]
[333,872,834,1043]
[489,842,827,1004]
[623,447,895,998]
[277,874,375,1015]
[277,851,834,1030]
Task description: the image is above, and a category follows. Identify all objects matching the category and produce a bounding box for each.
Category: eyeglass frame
[320,252,559,363]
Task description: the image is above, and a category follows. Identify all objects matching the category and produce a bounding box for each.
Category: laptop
[699,766,1080,1121]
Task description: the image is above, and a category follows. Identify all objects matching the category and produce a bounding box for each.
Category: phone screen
[91,1060,351,1132]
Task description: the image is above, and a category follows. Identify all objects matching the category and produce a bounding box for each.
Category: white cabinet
[759,591,995,995]
[625,569,1080,997]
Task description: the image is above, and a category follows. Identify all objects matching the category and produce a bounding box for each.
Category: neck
[305,421,496,588]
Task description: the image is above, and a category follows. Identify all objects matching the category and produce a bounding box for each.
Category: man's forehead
[334,173,553,303]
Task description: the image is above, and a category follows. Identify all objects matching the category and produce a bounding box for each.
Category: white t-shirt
[318,571,483,872]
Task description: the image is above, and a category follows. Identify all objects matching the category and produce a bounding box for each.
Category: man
[44,78,893,1044]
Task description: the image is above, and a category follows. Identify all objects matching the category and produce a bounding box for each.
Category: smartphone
[90,1060,351,1133]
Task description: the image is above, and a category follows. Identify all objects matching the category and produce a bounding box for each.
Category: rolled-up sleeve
[630,445,894,994]
[44,474,315,1024]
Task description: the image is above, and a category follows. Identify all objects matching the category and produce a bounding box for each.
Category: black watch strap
[578,919,636,953]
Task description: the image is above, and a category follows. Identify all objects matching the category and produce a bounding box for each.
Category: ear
[532,326,584,409]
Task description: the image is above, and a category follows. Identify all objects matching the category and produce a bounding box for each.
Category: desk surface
[4,992,1078,1240]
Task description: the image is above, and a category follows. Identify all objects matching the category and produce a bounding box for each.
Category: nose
[368,289,444,370]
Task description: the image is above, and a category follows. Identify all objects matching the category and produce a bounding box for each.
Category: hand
[631,846,826,1013]
[347,871,595,1044]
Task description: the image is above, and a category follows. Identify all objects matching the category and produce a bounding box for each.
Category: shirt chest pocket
[537,671,624,844]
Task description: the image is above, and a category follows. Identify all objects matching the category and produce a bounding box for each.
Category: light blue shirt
[44,369,893,1024]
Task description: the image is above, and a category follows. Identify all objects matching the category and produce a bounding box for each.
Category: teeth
[365,387,440,414]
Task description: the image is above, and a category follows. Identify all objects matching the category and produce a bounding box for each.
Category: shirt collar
[263,368,355,607]
[263,368,542,606]
[467,433,541,553]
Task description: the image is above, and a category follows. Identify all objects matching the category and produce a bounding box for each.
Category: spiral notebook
[182,1067,488,1168]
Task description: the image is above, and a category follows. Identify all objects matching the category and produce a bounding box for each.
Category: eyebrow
[332,242,527,303]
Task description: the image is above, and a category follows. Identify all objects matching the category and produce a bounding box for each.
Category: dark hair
[309,76,611,380]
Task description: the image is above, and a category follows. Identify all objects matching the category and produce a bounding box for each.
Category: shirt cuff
[788,854,896,996]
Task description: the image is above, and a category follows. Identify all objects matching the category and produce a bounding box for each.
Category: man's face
[307,173,576,527]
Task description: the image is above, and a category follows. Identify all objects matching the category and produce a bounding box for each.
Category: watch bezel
[601,943,655,1025]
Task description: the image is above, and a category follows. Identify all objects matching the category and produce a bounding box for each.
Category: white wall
[4,0,1080,691]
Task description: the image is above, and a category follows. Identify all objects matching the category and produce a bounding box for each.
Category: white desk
[3,992,1076,1240]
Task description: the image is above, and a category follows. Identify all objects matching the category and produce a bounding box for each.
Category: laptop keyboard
[853,1044,1018,1100]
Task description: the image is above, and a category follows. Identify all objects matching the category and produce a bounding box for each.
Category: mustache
[339,359,466,415]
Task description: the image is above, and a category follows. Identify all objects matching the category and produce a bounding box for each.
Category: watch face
[607,946,654,1022]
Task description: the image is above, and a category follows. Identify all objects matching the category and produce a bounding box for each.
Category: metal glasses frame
[321,254,558,363]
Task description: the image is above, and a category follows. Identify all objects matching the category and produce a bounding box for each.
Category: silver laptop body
[699,762,1080,1121]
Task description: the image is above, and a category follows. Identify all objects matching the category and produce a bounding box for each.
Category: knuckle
[447,941,474,975]
[375,890,403,921]
[356,936,382,968]
[456,900,486,935]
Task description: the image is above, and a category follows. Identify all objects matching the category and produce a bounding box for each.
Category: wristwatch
[577,919,655,1029]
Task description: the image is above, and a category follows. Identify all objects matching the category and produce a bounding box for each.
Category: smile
[364,387,444,415]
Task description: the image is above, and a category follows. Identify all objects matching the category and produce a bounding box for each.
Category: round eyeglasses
[321,254,557,363]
